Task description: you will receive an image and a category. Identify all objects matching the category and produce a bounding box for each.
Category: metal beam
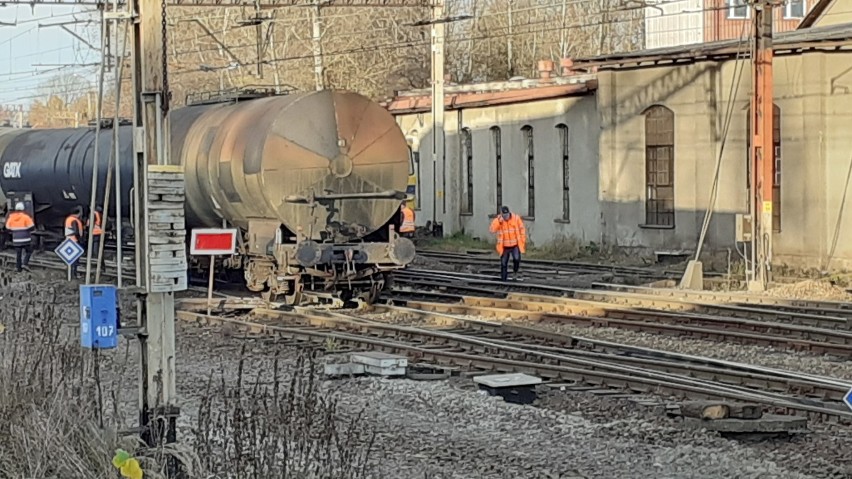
[0,0,429,6]
[429,0,444,228]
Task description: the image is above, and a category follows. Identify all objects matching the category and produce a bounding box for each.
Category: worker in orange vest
[489,205,526,281]
[65,206,84,278]
[6,202,35,272]
[399,200,415,239]
[88,205,104,257]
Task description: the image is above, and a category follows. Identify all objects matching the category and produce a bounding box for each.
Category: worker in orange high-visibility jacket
[88,205,104,259]
[399,200,416,238]
[489,205,526,281]
[6,202,35,272]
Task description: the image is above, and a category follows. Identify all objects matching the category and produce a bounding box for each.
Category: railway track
[390,271,852,356]
[592,282,852,317]
[175,298,852,423]
[396,269,851,323]
[416,249,725,281]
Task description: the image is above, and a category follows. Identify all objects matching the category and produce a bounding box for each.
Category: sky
[0,4,100,109]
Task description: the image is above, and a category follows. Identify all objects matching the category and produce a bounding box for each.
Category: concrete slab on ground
[473,373,542,388]
[683,414,808,433]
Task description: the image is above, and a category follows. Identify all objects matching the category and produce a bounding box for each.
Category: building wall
[394,94,601,248]
[645,0,809,48]
[597,50,852,269]
[703,0,805,43]
[645,0,704,49]
[810,0,852,26]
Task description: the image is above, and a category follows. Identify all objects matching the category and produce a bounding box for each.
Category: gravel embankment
[12,265,852,478]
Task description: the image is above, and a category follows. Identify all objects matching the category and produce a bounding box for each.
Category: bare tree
[28,74,96,128]
[31,0,644,116]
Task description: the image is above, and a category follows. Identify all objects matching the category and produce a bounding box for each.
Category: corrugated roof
[574,22,852,70]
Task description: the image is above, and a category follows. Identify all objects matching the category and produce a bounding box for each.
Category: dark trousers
[500,245,521,281]
[14,243,32,271]
[91,235,101,259]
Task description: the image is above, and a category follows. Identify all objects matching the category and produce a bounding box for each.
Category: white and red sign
[190,228,237,256]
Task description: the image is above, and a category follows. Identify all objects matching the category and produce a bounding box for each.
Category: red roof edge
[383,80,597,115]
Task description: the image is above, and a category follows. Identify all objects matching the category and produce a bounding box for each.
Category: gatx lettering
[3,162,21,179]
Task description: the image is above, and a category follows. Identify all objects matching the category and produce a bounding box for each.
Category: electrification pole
[312,0,324,90]
[430,0,444,229]
[130,0,185,464]
[748,0,776,291]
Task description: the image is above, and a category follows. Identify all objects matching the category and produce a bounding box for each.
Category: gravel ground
[361,309,852,380]
[535,322,852,380]
[10,264,852,478]
[170,318,851,479]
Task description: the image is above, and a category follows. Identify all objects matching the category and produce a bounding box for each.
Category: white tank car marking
[3,162,20,179]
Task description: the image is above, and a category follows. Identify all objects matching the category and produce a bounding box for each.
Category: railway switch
[80,285,119,349]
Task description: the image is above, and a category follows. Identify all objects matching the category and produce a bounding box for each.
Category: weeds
[0,270,375,479]
[194,349,375,478]
[0,275,123,478]
[417,232,491,252]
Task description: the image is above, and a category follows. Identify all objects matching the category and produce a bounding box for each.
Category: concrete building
[580,19,852,269]
[386,2,852,270]
[644,0,813,50]
[384,62,600,247]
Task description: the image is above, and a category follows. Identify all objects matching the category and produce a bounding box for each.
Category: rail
[174,299,852,423]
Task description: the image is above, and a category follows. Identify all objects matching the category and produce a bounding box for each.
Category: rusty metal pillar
[748,0,776,291]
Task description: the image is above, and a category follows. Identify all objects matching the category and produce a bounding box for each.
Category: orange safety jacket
[6,211,34,245]
[89,211,103,236]
[489,213,526,255]
[400,206,416,233]
[65,215,83,242]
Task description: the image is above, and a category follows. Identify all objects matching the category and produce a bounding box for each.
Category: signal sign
[190,228,237,256]
[55,238,84,266]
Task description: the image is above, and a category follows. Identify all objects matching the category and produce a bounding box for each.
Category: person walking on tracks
[399,199,416,239]
[65,206,85,279]
[489,205,526,281]
[6,202,34,272]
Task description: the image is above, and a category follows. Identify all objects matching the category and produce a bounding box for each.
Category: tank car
[0,90,416,304]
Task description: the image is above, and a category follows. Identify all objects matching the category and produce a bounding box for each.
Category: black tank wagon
[0,90,415,304]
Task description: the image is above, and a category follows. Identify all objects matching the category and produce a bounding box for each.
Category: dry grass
[193,349,375,478]
[0,270,374,478]
[422,232,641,263]
[417,232,492,252]
[0,278,125,479]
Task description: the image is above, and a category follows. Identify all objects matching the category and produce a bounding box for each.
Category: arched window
[521,125,535,218]
[556,124,570,221]
[746,104,781,232]
[491,126,502,212]
[460,128,473,214]
[644,106,675,227]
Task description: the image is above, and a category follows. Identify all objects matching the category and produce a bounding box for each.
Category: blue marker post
[844,387,852,413]
[80,285,118,350]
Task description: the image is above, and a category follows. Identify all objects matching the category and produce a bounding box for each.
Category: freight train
[0,89,416,304]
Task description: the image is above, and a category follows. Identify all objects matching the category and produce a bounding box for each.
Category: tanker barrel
[284,190,406,204]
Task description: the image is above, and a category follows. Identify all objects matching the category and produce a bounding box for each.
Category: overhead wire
[168,2,737,71]
[0,0,772,103]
